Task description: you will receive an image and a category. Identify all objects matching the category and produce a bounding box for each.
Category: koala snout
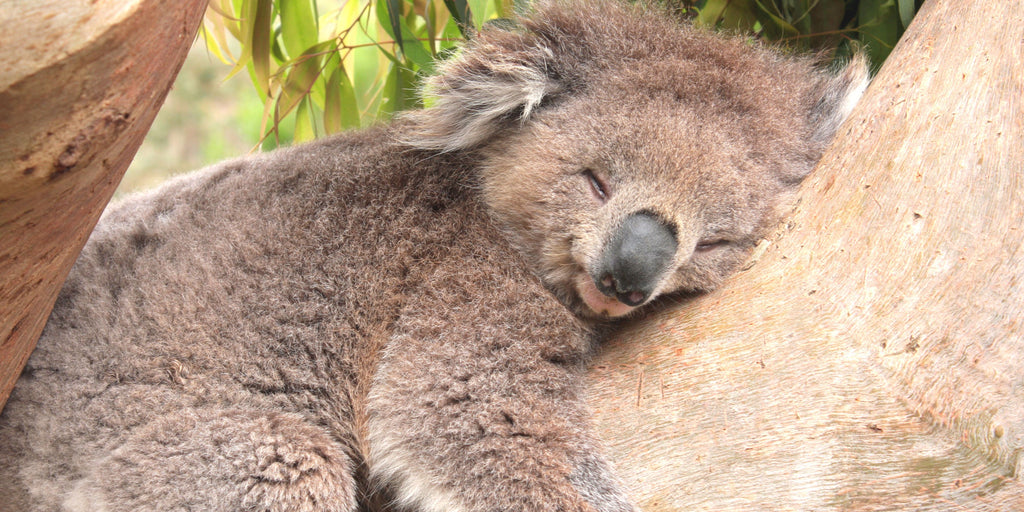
[595,212,678,306]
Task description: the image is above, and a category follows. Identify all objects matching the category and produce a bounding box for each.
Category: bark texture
[589,1,1024,509]
[0,0,207,408]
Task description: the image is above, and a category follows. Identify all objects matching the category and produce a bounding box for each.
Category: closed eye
[582,169,609,203]
[695,239,730,253]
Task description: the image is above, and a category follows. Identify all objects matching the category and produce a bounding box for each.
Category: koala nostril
[619,290,646,307]
[595,274,649,306]
[596,274,616,298]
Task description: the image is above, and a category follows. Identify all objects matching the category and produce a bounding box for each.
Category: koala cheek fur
[0,0,867,510]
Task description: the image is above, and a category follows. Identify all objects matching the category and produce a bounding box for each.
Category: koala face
[406,2,868,319]
[480,88,790,318]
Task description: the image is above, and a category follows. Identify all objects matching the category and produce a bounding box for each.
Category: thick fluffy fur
[0,1,867,510]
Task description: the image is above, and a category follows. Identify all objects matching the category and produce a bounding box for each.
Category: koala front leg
[66,408,357,512]
[367,272,634,512]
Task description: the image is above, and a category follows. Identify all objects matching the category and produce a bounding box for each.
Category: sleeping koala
[0,1,867,510]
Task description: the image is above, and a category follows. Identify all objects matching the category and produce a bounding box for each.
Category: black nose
[594,211,677,306]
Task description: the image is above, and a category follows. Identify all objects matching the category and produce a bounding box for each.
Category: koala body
[0,1,866,510]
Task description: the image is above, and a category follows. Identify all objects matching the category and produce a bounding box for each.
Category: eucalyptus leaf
[752,0,800,39]
[444,0,474,36]
[279,0,319,60]
[225,0,258,85]
[468,0,492,29]
[250,0,274,96]
[277,44,328,124]
[382,0,407,53]
[294,96,315,142]
[204,0,909,148]
[325,67,361,132]
[859,0,901,69]
[896,0,916,29]
[199,24,233,66]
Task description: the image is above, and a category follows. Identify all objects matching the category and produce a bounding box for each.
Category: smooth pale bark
[590,1,1024,509]
[0,0,207,408]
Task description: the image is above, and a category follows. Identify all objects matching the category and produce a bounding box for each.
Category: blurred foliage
[199,0,923,150]
[120,46,270,197]
[682,0,923,66]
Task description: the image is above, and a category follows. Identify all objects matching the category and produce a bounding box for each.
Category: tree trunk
[589,1,1024,509]
[0,0,207,409]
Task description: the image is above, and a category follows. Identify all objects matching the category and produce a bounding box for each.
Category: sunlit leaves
[324,67,360,133]
[279,1,319,61]
[201,0,511,149]
[200,0,920,149]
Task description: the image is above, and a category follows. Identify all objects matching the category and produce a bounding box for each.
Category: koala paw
[68,409,356,512]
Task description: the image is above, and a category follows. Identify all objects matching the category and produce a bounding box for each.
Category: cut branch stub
[0,0,209,409]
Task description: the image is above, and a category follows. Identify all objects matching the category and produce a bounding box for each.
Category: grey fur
[0,1,867,510]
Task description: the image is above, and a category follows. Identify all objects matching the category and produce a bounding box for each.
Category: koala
[0,1,867,511]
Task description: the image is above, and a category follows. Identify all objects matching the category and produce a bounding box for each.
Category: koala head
[405,0,868,319]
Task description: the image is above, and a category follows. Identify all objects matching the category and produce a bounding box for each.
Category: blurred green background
[118,45,270,196]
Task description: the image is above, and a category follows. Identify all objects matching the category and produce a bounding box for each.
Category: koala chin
[0,1,867,511]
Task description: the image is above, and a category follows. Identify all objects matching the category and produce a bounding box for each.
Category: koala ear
[402,30,563,152]
[808,53,871,148]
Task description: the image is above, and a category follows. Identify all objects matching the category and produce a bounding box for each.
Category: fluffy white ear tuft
[402,35,562,152]
[809,53,871,147]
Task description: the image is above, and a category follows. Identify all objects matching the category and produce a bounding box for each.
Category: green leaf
[199,24,232,65]
[368,38,405,68]
[375,0,436,73]
[382,0,406,54]
[467,0,490,29]
[695,0,759,31]
[398,28,436,73]
[310,46,342,110]
[271,35,288,65]
[439,12,464,50]
[213,0,244,41]
[896,0,916,29]
[399,65,420,110]
[424,0,438,56]
[250,0,274,95]
[380,63,419,116]
[443,0,473,35]
[225,0,257,84]
[200,3,239,65]
[325,67,361,132]
[294,97,315,142]
[751,0,800,39]
[859,0,901,69]
[277,44,328,124]
[279,0,319,60]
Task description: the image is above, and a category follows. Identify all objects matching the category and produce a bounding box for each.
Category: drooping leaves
[200,0,919,148]
[202,0,510,148]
